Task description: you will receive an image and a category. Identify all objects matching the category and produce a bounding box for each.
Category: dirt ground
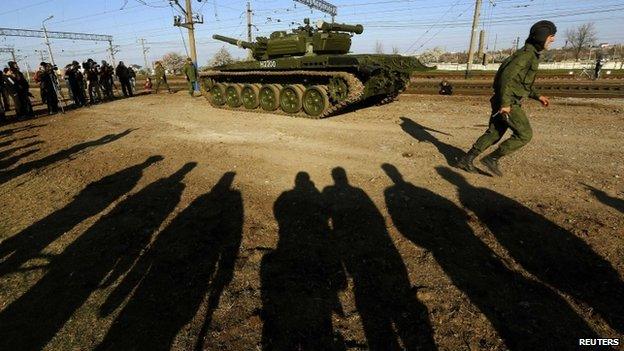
[0,93,622,350]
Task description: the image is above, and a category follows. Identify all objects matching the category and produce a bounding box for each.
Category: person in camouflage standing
[182,57,198,96]
[153,61,172,94]
[459,21,557,176]
[100,61,115,100]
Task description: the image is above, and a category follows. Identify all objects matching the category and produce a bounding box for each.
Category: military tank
[200,19,434,118]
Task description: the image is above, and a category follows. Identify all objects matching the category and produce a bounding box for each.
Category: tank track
[199,70,365,119]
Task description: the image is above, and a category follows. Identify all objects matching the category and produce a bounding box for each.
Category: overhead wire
[3,0,623,65]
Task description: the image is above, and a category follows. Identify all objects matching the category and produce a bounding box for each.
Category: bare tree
[565,23,597,61]
[161,52,186,74]
[374,41,384,54]
[418,47,446,63]
[209,47,235,67]
[391,46,400,55]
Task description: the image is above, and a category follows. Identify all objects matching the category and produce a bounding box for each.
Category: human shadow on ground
[0,156,163,278]
[0,129,134,185]
[323,168,437,351]
[583,183,624,214]
[436,167,624,335]
[261,172,348,351]
[382,163,602,350]
[0,124,46,138]
[95,172,243,351]
[0,148,41,170]
[399,117,464,167]
[0,162,194,351]
[0,141,44,160]
[0,135,39,148]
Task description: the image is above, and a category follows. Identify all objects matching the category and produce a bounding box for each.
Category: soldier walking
[459,20,557,176]
[153,61,172,94]
[182,57,198,96]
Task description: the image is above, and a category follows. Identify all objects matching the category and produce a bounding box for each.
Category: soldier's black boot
[481,149,504,177]
[458,147,480,173]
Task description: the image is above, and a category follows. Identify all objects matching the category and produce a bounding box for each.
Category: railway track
[407,79,624,98]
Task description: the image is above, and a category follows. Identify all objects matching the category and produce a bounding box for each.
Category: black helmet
[526,20,557,51]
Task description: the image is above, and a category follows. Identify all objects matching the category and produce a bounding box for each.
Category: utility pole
[171,0,203,65]
[515,36,520,51]
[42,15,55,66]
[465,0,482,78]
[139,38,151,73]
[477,29,485,65]
[35,49,46,62]
[0,47,18,62]
[246,1,253,59]
[185,0,197,65]
[171,0,203,91]
[107,39,118,67]
[171,0,203,90]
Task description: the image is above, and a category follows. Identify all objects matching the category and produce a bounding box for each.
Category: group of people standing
[0,58,138,121]
[61,59,136,109]
[3,55,199,122]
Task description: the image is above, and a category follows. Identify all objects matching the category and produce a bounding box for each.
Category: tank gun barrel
[316,21,363,34]
[212,34,255,49]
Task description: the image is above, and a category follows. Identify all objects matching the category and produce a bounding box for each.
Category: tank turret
[212,18,364,60]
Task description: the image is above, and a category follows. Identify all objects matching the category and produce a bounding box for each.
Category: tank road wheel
[225,84,243,108]
[328,77,348,102]
[280,84,305,114]
[201,78,214,100]
[241,84,261,109]
[303,86,330,117]
[259,84,281,111]
[210,83,226,106]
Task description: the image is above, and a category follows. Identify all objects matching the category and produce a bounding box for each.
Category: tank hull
[200,54,435,118]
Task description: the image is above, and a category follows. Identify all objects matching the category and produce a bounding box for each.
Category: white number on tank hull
[259,60,277,68]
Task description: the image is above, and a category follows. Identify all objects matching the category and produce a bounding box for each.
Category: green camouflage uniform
[182,62,197,95]
[473,43,541,156]
[153,65,170,93]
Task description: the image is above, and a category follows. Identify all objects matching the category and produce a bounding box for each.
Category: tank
[200,18,435,118]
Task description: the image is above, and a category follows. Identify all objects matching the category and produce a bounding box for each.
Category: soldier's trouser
[120,78,132,97]
[1,89,10,111]
[88,81,102,103]
[187,80,196,95]
[45,89,59,113]
[101,80,113,99]
[473,102,533,157]
[154,78,170,93]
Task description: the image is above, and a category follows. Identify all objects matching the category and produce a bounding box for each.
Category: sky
[0,0,622,70]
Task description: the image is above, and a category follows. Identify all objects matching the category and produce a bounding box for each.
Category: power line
[404,0,464,53]
[0,0,54,17]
